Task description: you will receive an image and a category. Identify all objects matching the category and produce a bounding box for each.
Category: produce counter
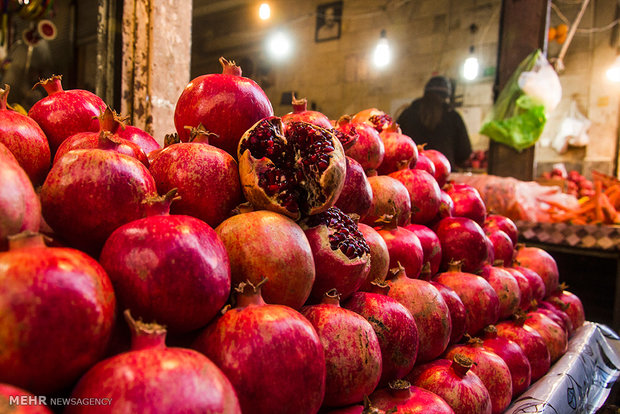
[506,322,620,413]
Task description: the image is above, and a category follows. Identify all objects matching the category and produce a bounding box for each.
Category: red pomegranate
[445,183,487,225]
[302,290,382,408]
[434,217,488,273]
[388,169,441,224]
[496,316,551,381]
[0,85,50,185]
[484,214,518,246]
[370,380,455,413]
[174,57,273,156]
[54,108,148,166]
[375,218,424,279]
[193,280,325,414]
[0,144,41,250]
[300,207,371,302]
[29,75,105,153]
[0,383,52,413]
[500,265,534,311]
[515,244,560,296]
[485,229,514,266]
[404,224,442,277]
[215,210,315,309]
[480,263,521,320]
[344,287,419,386]
[422,149,451,188]
[40,135,158,254]
[387,265,451,362]
[0,233,116,395]
[116,124,161,155]
[99,195,231,332]
[352,108,395,133]
[437,190,455,221]
[335,156,373,219]
[407,355,492,414]
[377,125,418,175]
[413,149,436,176]
[338,116,385,172]
[357,223,390,291]
[238,117,346,220]
[363,175,412,227]
[535,304,574,337]
[525,310,568,363]
[282,95,332,128]
[430,281,467,344]
[148,127,243,228]
[434,261,500,336]
[444,338,513,414]
[548,287,586,329]
[67,311,241,414]
[481,325,532,398]
[513,263,546,302]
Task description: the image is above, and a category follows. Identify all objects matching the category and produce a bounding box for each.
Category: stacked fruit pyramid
[0,58,586,414]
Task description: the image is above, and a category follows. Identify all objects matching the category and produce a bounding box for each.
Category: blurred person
[397,76,472,168]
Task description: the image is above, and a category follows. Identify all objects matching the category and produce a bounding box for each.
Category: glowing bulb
[259,3,271,20]
[606,56,620,82]
[267,31,292,60]
[463,56,479,81]
[373,35,391,68]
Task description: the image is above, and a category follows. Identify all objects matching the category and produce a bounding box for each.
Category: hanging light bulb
[463,46,479,81]
[267,30,292,60]
[259,3,271,21]
[606,55,620,82]
[373,30,391,68]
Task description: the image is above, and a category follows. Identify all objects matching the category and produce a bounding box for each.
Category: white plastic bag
[518,53,562,113]
[551,100,591,153]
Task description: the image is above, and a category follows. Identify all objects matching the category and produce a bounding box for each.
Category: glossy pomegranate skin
[502,265,534,312]
[194,284,325,414]
[484,215,518,246]
[446,183,487,226]
[100,215,231,333]
[282,96,333,130]
[405,224,442,277]
[431,281,467,344]
[479,264,521,320]
[481,326,532,398]
[357,223,390,291]
[377,129,418,175]
[436,190,455,221]
[434,217,488,273]
[536,305,573,337]
[413,151,436,175]
[387,268,451,362]
[0,236,116,395]
[495,319,551,381]
[407,357,492,414]
[376,224,424,279]
[485,230,514,267]
[525,310,568,363]
[0,383,52,413]
[370,383,455,413]
[0,144,40,250]
[363,175,412,227]
[422,149,451,188]
[29,75,105,153]
[388,169,441,225]
[547,289,586,329]
[434,264,500,336]
[342,121,385,172]
[40,149,158,254]
[0,86,50,185]
[302,294,382,408]
[174,58,273,157]
[344,291,419,386]
[335,156,373,219]
[116,125,161,155]
[513,264,546,302]
[444,342,513,414]
[515,245,560,296]
[69,313,241,414]
[54,130,149,167]
[215,210,315,309]
[149,142,243,228]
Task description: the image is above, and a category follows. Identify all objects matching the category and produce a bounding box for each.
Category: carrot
[594,181,605,223]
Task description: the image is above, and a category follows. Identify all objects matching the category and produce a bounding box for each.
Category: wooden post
[487,0,551,180]
[120,0,192,145]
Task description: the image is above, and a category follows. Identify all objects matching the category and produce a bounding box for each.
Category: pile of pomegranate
[0,61,587,413]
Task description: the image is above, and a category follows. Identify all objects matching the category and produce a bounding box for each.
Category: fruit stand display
[1,59,619,414]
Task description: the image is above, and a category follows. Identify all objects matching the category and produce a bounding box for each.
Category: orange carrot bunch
[546,180,620,225]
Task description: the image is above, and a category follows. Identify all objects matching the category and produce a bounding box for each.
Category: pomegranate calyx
[362,396,386,414]
[230,201,255,216]
[369,279,390,295]
[123,309,167,351]
[420,261,432,280]
[142,188,180,217]
[374,213,398,229]
[164,132,180,147]
[97,106,124,134]
[219,57,242,76]
[185,124,218,144]
[387,379,413,399]
[515,243,526,250]
[388,262,407,279]
[482,325,498,337]
[493,259,505,267]
[234,278,268,308]
[322,288,342,305]
[451,353,474,377]
[291,93,308,112]
[447,259,464,272]
[417,143,428,151]
[348,213,361,224]
[337,114,352,127]
[7,231,48,250]
[466,336,484,347]
[383,122,400,133]
[558,282,570,291]
[33,74,63,95]
[512,310,528,326]
[0,84,9,110]
[550,297,570,311]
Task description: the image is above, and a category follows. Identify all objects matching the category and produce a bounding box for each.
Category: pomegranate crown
[219,57,242,76]
[184,124,218,144]
[388,262,407,278]
[234,277,268,295]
